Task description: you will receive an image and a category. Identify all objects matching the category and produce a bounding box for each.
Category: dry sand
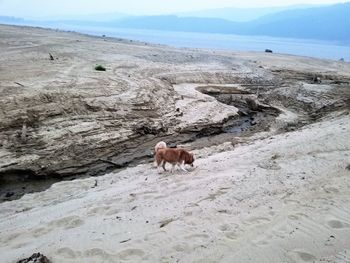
[0,112,349,262]
[0,24,350,263]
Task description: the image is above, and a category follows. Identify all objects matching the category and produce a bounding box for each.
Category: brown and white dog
[156,148,195,173]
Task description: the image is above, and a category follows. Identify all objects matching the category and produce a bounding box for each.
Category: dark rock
[17,253,51,263]
[245,97,259,111]
[5,192,14,198]
[265,49,273,53]
[312,75,321,83]
[132,121,164,135]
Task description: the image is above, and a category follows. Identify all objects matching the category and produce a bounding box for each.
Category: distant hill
[32,12,128,22]
[1,2,349,42]
[177,4,319,22]
[0,16,24,24]
[110,15,239,33]
[245,2,350,41]
[108,2,350,41]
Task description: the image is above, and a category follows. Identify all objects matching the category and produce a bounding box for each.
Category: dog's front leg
[162,161,167,172]
[171,164,175,173]
[179,161,188,173]
[181,166,189,173]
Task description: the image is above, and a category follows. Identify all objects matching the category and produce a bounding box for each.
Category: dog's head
[185,152,195,167]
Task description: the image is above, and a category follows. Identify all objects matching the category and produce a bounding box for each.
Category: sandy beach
[0,24,350,262]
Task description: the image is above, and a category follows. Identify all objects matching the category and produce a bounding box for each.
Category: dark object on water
[17,253,51,263]
[95,65,106,71]
[339,58,345,62]
[265,49,273,53]
[49,53,54,60]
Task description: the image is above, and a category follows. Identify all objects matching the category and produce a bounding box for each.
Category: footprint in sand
[183,204,203,217]
[224,231,239,240]
[11,241,31,249]
[56,247,80,259]
[289,250,317,262]
[253,233,275,247]
[185,233,210,244]
[288,213,308,220]
[48,215,84,229]
[143,230,167,242]
[283,199,300,205]
[219,224,240,240]
[219,224,231,232]
[32,226,52,237]
[244,216,271,225]
[169,186,191,195]
[0,232,22,243]
[140,190,161,200]
[198,189,227,203]
[323,186,339,193]
[117,248,145,261]
[105,208,122,216]
[87,206,112,216]
[87,205,120,216]
[104,197,122,205]
[82,248,118,261]
[172,243,191,253]
[327,219,350,229]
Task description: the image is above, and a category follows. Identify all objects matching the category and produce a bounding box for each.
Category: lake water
[67,26,350,61]
[12,22,350,61]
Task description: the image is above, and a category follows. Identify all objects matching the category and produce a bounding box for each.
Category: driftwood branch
[14,82,24,87]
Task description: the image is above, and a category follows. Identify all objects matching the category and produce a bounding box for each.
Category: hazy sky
[0,0,347,17]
